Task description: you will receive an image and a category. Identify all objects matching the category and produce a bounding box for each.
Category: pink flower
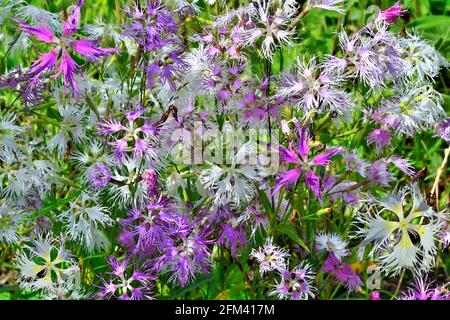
[380,2,407,25]
[275,124,343,200]
[16,0,117,96]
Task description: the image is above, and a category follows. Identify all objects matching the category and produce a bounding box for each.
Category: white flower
[379,85,445,136]
[60,193,112,252]
[354,184,446,275]
[0,155,30,198]
[230,203,269,239]
[250,237,290,275]
[108,157,149,207]
[277,56,352,116]
[0,202,21,244]
[48,106,86,156]
[166,170,187,199]
[315,232,349,260]
[72,140,112,180]
[15,235,78,291]
[199,141,261,208]
[241,0,295,61]
[0,112,23,160]
[14,3,61,30]
[41,267,85,300]
[307,0,346,14]
[83,20,125,46]
[400,33,449,83]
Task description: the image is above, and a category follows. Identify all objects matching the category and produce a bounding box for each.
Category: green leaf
[21,191,81,223]
[409,15,450,29]
[256,187,273,215]
[275,223,310,252]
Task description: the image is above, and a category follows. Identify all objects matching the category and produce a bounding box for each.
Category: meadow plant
[0,0,449,300]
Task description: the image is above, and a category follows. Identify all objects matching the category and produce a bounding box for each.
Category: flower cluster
[0,0,449,301]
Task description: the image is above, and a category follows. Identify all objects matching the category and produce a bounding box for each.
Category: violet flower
[435,117,450,143]
[155,214,214,287]
[98,108,159,162]
[119,195,176,256]
[123,0,188,91]
[275,124,343,200]
[88,163,111,189]
[16,1,117,95]
[399,276,450,300]
[218,224,247,257]
[322,253,362,291]
[367,128,392,154]
[0,68,45,107]
[97,256,155,300]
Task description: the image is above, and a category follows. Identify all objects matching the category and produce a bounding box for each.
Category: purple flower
[380,2,407,25]
[343,152,368,176]
[119,195,176,256]
[367,128,392,154]
[141,168,159,198]
[123,0,178,51]
[275,124,343,200]
[218,224,247,256]
[98,109,158,162]
[0,68,45,107]
[202,62,245,104]
[399,276,450,300]
[435,117,450,143]
[322,174,362,205]
[388,155,415,176]
[367,159,393,186]
[16,1,117,95]
[155,215,214,287]
[271,263,316,300]
[441,227,450,249]
[123,0,187,91]
[88,164,111,189]
[97,256,155,300]
[322,253,362,291]
[241,88,281,125]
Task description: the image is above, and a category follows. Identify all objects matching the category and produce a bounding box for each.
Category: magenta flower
[322,253,362,291]
[380,2,407,25]
[370,291,381,300]
[275,124,343,200]
[16,1,117,95]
